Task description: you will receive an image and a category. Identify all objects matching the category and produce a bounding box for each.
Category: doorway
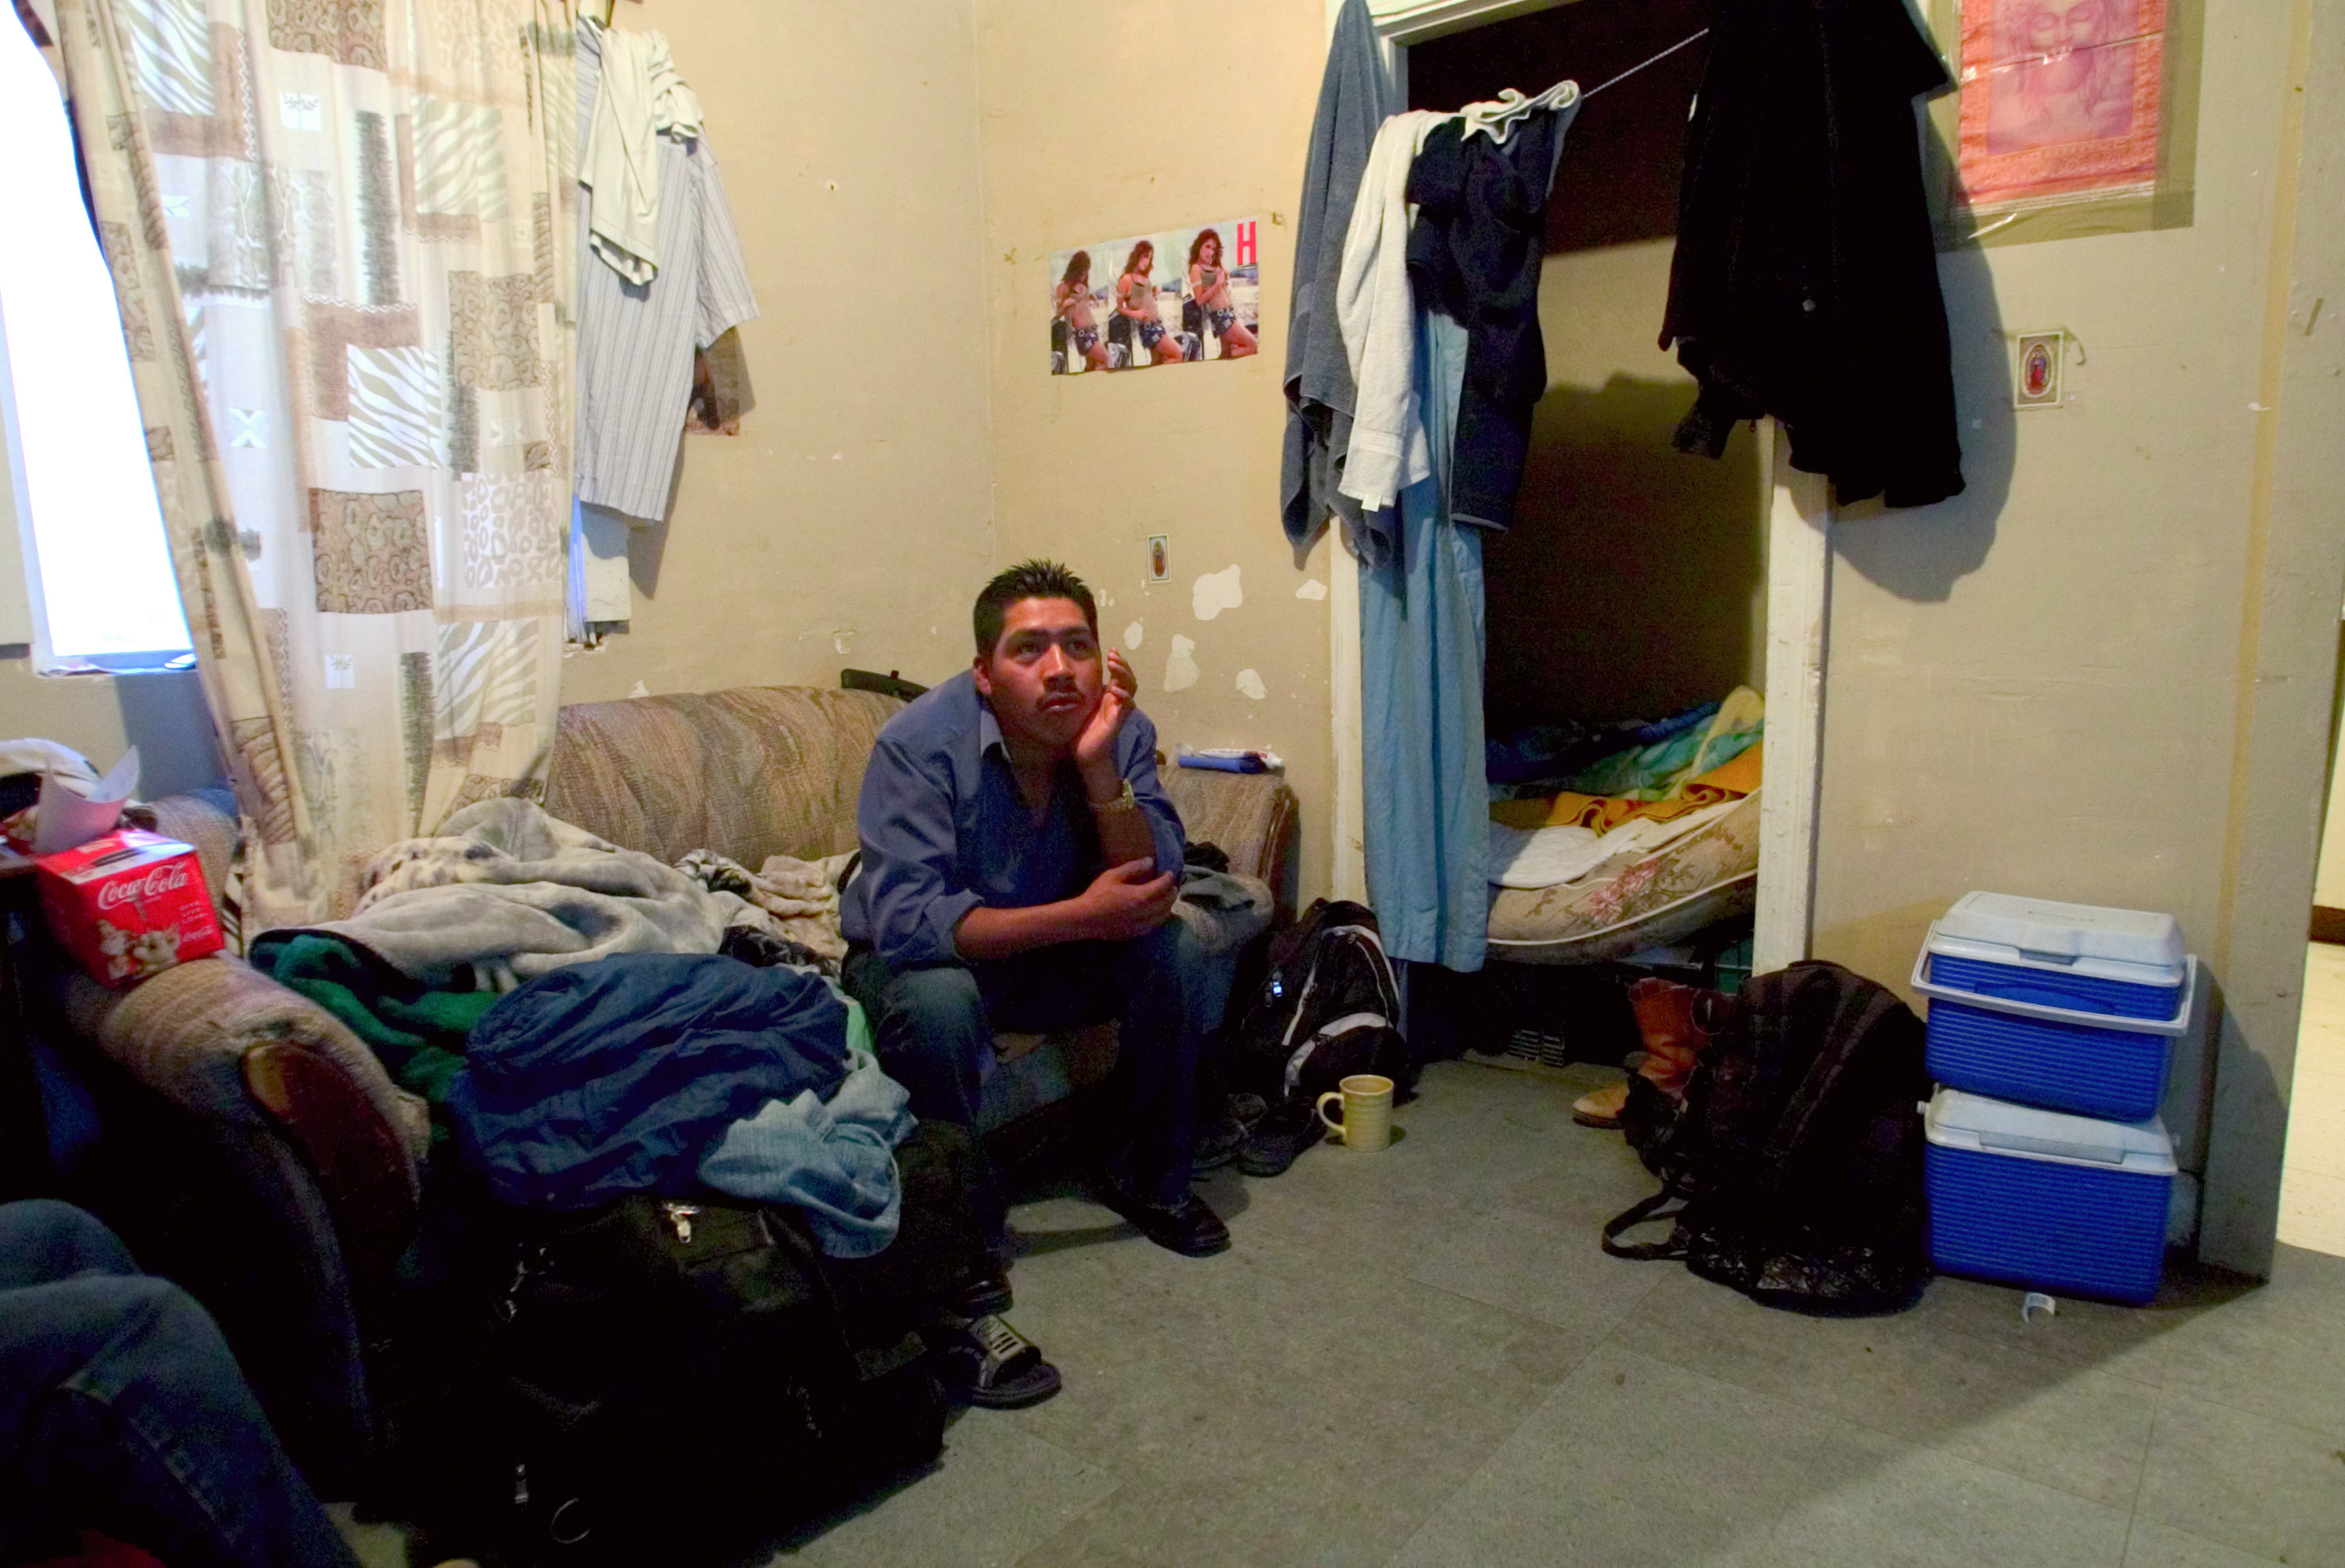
[2278,620,2345,1256]
[1327,0,1831,976]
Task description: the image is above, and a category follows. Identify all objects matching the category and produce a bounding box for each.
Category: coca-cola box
[37,829,224,986]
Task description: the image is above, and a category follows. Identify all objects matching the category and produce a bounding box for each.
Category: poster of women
[1049,217,1262,375]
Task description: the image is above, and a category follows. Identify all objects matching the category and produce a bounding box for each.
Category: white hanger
[1448,28,1711,144]
[1457,79,1581,144]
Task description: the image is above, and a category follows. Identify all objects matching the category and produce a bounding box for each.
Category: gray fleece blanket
[310,799,749,989]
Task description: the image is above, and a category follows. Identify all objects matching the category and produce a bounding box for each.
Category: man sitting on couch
[843,560,1229,1276]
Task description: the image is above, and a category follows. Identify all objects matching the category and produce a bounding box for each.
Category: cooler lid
[1935,891,2186,976]
[1923,928,2189,994]
[1913,937,2195,1034]
[1924,1087,2176,1175]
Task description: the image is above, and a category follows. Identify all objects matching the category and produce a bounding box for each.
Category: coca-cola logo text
[94,862,193,913]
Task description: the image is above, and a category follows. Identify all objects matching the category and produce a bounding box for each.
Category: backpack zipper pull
[660,1201,699,1244]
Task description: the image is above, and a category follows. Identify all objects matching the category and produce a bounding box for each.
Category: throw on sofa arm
[1160,767,1300,922]
[59,954,431,1285]
[55,782,431,1280]
[37,949,428,1480]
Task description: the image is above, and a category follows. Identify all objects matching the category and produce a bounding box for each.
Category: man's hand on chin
[1073,648,1139,777]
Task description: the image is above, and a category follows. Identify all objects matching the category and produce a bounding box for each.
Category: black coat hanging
[1660,0,1964,510]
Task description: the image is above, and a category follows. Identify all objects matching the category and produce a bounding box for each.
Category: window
[0,8,192,673]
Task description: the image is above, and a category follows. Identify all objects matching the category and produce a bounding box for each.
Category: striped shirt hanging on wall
[574,22,759,523]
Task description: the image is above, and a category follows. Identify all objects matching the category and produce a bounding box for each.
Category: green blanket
[252,931,497,1112]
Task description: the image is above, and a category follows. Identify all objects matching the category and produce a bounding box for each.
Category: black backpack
[1603,961,1931,1316]
[399,1122,984,1564]
[1231,898,1412,1108]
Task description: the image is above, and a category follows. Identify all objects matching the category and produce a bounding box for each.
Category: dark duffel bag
[1602,963,1931,1316]
[406,1123,986,1565]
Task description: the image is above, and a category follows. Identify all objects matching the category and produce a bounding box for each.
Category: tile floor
[343,1055,2345,1567]
[787,1060,2345,1566]
[2279,941,2345,1256]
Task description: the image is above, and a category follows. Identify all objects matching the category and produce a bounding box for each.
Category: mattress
[1485,789,1762,965]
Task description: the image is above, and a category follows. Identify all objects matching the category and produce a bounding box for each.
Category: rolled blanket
[302,799,741,989]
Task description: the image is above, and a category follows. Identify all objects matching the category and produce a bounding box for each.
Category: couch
[30,685,1297,1483]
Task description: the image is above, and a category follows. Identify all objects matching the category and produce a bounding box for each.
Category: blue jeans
[843,918,1207,1248]
[0,1201,361,1568]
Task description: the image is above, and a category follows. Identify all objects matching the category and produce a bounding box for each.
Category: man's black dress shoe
[1089,1176,1231,1256]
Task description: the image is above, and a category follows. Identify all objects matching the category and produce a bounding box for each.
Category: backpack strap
[1276,938,1337,1054]
[1282,1009,1394,1097]
[1330,922,1402,1018]
[1601,1187,1690,1261]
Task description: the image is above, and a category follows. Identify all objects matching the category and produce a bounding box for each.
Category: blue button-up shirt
[841,671,1187,969]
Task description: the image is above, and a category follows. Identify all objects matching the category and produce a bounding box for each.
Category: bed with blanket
[1482,690,1765,965]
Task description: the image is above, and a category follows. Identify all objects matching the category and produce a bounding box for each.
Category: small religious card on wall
[1940,0,2198,245]
[2014,331,2065,407]
[1049,217,1262,376]
[686,328,754,435]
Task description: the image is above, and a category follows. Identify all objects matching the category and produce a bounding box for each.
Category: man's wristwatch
[1089,780,1139,814]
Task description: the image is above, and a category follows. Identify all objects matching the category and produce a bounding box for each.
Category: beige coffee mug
[1316,1073,1394,1152]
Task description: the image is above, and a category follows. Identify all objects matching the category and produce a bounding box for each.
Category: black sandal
[933,1315,1062,1410]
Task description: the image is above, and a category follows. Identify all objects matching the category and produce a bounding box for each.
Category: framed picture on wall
[1928,0,2201,247]
[1048,218,1262,375]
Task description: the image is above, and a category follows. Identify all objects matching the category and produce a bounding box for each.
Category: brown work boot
[1572,1079,1630,1128]
[1626,977,1727,1102]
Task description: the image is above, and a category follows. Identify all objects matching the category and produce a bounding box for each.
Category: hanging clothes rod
[1457,27,1706,134]
[1448,27,1707,138]
[1584,27,1710,98]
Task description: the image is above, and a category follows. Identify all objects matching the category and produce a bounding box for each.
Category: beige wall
[0,659,221,798]
[1488,240,1767,729]
[557,0,997,707]
[1808,2,2345,1269]
[972,0,1337,900]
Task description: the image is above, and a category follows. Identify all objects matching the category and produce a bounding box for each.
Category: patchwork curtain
[54,0,577,926]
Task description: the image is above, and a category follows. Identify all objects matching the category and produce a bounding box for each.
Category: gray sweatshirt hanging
[1280,0,1391,550]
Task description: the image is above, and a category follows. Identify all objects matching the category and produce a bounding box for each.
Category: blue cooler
[1924,1088,2173,1305]
[1912,892,2193,1122]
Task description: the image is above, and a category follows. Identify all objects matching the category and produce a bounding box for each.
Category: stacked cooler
[1912,893,2195,1305]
